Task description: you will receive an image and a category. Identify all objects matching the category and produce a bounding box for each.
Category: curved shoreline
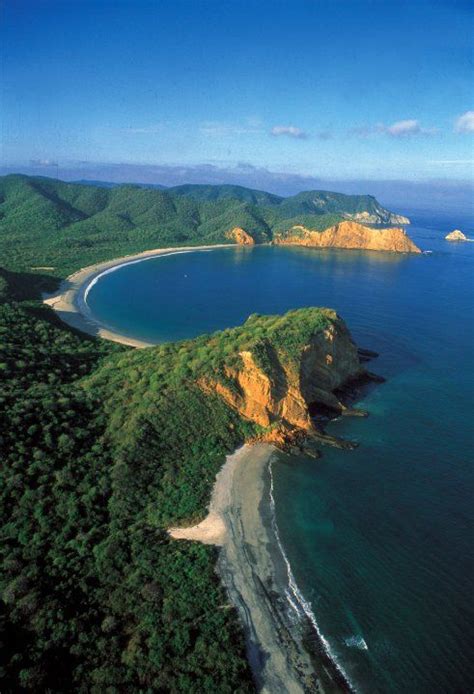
[43,243,236,348]
[170,444,351,694]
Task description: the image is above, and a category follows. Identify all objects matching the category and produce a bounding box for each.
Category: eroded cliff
[273,220,421,254]
[226,227,256,245]
[199,308,372,447]
[87,308,379,458]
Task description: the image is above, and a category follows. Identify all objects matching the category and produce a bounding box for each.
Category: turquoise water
[87,212,474,693]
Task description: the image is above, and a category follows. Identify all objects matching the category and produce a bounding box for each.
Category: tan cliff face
[199,315,365,444]
[274,220,421,254]
[226,227,256,245]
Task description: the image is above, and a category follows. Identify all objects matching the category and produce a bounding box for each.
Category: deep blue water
[87,212,474,693]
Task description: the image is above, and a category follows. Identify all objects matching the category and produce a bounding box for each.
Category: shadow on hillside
[0,267,61,301]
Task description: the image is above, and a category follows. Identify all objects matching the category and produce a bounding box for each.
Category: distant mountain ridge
[0,174,411,275]
[73,179,168,190]
[168,184,409,225]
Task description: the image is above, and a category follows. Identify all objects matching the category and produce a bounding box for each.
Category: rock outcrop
[273,220,421,254]
[445,229,468,241]
[344,210,410,225]
[199,309,375,448]
[226,227,256,245]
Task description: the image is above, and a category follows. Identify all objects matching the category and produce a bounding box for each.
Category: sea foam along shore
[170,444,352,694]
[43,243,235,348]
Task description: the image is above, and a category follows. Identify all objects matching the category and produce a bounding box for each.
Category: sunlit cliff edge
[272,220,421,254]
[196,308,378,449]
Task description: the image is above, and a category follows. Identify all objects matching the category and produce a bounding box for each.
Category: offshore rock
[445,229,468,241]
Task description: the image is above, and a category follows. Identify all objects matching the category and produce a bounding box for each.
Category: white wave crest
[83,249,212,306]
[268,461,356,690]
[344,635,369,650]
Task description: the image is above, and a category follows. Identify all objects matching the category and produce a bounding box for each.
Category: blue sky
[1,0,473,183]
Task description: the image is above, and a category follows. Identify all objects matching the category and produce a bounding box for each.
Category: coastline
[170,444,351,693]
[42,243,236,348]
[44,242,354,689]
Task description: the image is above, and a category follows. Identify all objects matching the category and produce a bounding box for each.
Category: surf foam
[268,460,357,691]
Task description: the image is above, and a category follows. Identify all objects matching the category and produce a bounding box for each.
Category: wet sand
[170,444,349,693]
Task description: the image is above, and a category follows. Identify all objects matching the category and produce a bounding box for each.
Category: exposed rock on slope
[273,220,421,254]
[226,227,256,245]
[199,309,372,447]
[87,308,380,456]
[344,210,410,225]
[445,229,468,241]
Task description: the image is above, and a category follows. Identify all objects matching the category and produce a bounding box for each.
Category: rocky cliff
[226,227,256,245]
[88,308,379,456]
[199,308,374,447]
[273,220,421,254]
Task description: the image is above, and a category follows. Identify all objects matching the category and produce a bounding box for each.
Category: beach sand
[170,444,349,694]
[43,243,235,348]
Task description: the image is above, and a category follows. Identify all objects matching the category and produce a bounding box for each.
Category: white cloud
[271,125,308,139]
[351,119,437,138]
[386,119,422,137]
[454,111,474,133]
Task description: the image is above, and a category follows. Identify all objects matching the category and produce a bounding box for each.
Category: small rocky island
[445,229,468,241]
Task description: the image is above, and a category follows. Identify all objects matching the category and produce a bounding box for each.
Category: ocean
[86,210,474,693]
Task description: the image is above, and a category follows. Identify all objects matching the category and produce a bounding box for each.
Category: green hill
[276,189,394,219]
[0,174,408,276]
[168,182,281,206]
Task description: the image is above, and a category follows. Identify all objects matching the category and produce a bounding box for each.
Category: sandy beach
[43,243,235,347]
[170,444,349,694]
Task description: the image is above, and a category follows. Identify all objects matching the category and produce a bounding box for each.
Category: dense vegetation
[0,174,401,276]
[0,247,337,691]
[0,271,256,691]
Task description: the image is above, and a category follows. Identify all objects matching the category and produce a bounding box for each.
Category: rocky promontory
[198,308,377,449]
[89,307,380,461]
[273,220,421,254]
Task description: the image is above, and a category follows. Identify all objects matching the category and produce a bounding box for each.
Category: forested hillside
[0,270,255,691]
[1,256,354,691]
[0,174,406,276]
